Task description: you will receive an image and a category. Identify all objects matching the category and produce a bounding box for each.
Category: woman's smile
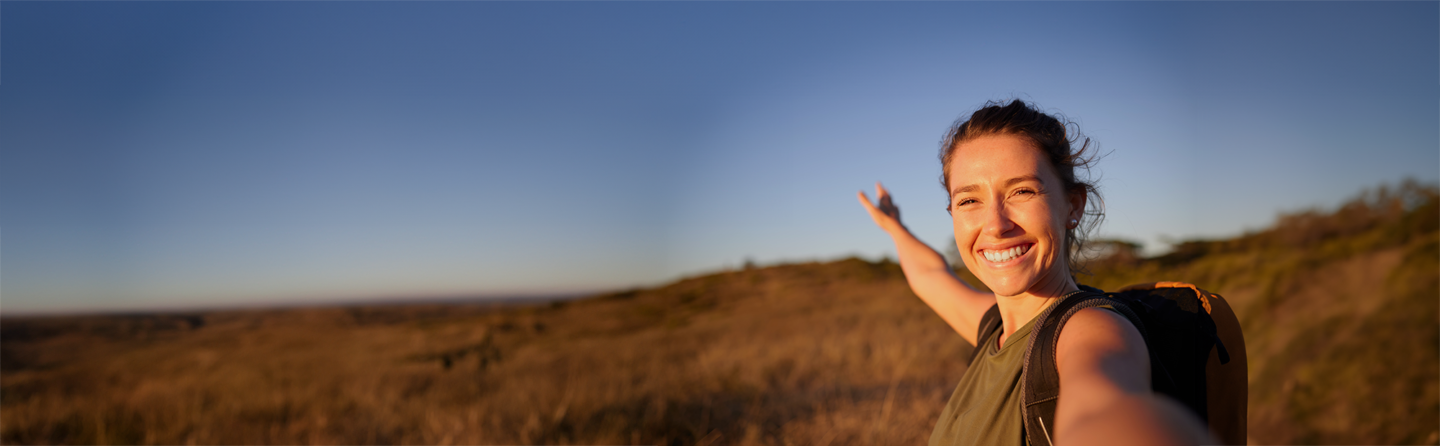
[980,243,1032,264]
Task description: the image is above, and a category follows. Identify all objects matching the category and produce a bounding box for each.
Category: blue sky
[2,2,1436,314]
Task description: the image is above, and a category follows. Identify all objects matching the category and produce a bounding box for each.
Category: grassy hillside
[3,180,1436,445]
[3,260,971,445]
[1083,179,1439,444]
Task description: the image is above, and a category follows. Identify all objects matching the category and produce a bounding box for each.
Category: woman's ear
[1067,191,1087,228]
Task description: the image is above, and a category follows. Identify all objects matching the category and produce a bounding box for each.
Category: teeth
[983,245,1029,263]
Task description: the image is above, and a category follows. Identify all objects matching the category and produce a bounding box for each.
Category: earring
[1069,218,1078,227]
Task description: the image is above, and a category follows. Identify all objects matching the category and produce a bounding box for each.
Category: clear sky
[2,2,1436,314]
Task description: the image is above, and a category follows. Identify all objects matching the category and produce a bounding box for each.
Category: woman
[858,100,1214,446]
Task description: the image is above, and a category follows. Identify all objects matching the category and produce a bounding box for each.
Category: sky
[2,2,1436,314]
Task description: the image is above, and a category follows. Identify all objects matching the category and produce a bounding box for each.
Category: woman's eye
[955,198,977,208]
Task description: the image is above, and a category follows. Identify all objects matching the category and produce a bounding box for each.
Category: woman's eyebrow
[950,184,980,198]
[950,175,1045,198]
[1004,175,1044,187]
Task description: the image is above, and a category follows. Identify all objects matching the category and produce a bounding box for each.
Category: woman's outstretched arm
[1053,309,1217,446]
[858,182,996,346]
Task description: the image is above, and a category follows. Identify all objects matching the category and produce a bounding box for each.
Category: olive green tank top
[928,315,1037,446]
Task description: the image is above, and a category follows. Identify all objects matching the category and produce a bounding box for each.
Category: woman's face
[947,133,1082,298]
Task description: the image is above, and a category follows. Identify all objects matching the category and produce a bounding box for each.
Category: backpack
[968,282,1248,446]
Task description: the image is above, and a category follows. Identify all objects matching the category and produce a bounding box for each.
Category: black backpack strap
[968,304,1002,365]
[1018,288,1158,446]
[1214,332,1231,364]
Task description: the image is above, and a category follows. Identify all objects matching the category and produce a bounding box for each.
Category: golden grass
[3,260,978,445]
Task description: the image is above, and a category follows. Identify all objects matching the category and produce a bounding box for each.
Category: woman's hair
[938,99,1104,274]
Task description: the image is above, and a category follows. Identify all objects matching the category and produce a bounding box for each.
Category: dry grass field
[3,260,969,445]
[3,180,1437,445]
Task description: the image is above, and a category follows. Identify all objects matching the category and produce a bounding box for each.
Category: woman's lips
[981,244,1032,263]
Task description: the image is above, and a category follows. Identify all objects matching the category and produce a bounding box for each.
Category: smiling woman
[939,101,1103,285]
[945,134,1084,303]
[858,100,1224,446]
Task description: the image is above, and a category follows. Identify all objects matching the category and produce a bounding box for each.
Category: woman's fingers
[858,191,883,218]
[859,184,903,233]
[871,182,899,217]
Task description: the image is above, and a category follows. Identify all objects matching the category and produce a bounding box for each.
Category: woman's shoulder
[1053,307,1149,381]
[1056,307,1145,347]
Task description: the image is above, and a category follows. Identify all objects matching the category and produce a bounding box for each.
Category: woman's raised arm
[858,182,996,345]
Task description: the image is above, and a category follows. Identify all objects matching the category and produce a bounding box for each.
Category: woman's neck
[994,276,1079,348]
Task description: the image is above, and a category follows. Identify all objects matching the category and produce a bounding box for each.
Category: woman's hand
[857,182,907,235]
[856,181,996,344]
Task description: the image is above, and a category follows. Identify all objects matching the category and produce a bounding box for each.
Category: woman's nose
[984,203,1016,237]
